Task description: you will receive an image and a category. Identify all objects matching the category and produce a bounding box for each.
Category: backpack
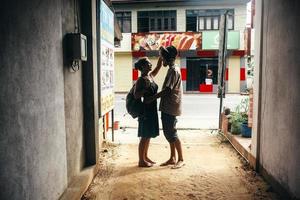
[126,84,144,119]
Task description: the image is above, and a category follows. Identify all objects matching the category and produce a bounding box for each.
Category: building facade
[113,0,250,93]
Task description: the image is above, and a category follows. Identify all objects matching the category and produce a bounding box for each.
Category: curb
[118,126,218,131]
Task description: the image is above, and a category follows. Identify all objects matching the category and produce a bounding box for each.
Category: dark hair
[160,46,178,62]
[134,57,148,71]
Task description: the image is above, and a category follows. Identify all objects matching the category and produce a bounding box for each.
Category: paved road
[114,93,245,129]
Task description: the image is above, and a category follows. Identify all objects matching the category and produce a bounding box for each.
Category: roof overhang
[111,0,251,5]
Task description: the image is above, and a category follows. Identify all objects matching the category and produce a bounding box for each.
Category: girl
[134,56,162,167]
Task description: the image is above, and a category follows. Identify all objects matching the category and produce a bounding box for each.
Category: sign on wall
[99,0,114,116]
[132,32,202,51]
[202,31,240,50]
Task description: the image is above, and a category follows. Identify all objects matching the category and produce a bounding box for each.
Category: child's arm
[144,87,171,104]
[149,57,163,77]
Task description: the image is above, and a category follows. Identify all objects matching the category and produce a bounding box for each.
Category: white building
[112,0,250,93]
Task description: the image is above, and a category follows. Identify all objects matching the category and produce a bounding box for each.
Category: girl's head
[159,46,178,66]
[134,57,152,74]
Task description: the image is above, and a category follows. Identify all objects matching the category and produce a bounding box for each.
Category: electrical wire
[75,0,80,33]
[74,0,78,33]
[70,0,80,72]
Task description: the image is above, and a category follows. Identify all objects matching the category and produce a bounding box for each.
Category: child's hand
[158,46,164,57]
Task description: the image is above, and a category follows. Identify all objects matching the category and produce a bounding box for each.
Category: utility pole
[218,12,228,129]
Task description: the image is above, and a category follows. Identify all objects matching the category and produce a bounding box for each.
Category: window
[199,17,205,30]
[171,18,176,30]
[186,16,197,32]
[186,9,234,31]
[116,12,131,33]
[138,10,176,32]
[164,18,168,29]
[213,17,219,30]
[206,17,212,29]
[227,14,234,30]
[198,16,219,30]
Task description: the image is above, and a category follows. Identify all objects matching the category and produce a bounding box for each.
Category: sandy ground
[82,130,279,200]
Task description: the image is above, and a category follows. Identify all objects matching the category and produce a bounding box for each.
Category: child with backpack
[133,56,163,167]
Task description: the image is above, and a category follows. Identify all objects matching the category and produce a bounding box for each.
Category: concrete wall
[251,0,262,161]
[115,33,132,52]
[114,53,133,92]
[228,57,241,93]
[0,0,91,199]
[0,1,67,199]
[114,54,180,92]
[177,8,186,32]
[62,0,86,184]
[258,0,300,198]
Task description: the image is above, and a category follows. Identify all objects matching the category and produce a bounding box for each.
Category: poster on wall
[132,32,202,51]
[202,31,240,50]
[99,0,114,116]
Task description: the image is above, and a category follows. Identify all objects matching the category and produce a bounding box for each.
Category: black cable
[74,0,79,33]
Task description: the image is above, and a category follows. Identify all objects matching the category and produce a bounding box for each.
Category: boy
[146,46,184,169]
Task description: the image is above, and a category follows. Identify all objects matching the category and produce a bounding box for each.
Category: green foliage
[246,56,254,90]
[229,98,249,134]
[246,56,254,77]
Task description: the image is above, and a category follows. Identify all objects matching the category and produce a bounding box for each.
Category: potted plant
[229,98,250,136]
[239,98,252,137]
[241,120,252,137]
[229,111,244,134]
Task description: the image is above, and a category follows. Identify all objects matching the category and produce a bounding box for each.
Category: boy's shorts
[161,112,178,143]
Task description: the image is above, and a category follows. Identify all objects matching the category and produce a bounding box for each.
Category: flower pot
[113,121,120,130]
[241,122,252,137]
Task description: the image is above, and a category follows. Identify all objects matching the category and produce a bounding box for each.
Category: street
[114,93,245,129]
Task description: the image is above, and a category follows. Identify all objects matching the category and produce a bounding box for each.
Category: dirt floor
[82,129,280,200]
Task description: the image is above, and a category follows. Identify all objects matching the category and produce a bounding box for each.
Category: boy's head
[160,45,178,67]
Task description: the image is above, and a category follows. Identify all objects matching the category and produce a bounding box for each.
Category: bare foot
[160,159,176,166]
[171,160,185,169]
[145,157,156,164]
[138,161,153,168]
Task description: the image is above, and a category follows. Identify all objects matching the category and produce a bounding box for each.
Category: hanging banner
[132,32,202,51]
[99,0,114,116]
[202,31,239,50]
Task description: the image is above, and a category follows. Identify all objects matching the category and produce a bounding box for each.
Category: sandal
[171,161,185,169]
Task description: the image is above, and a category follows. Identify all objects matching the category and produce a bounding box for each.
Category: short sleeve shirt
[159,65,182,116]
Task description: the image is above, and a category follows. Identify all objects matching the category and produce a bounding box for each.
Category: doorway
[186,57,218,92]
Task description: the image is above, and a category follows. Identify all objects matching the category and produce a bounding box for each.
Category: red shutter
[240,68,246,81]
[132,69,139,80]
[181,68,186,81]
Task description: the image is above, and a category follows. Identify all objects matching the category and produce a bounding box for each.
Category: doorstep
[59,165,97,200]
[221,114,256,168]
